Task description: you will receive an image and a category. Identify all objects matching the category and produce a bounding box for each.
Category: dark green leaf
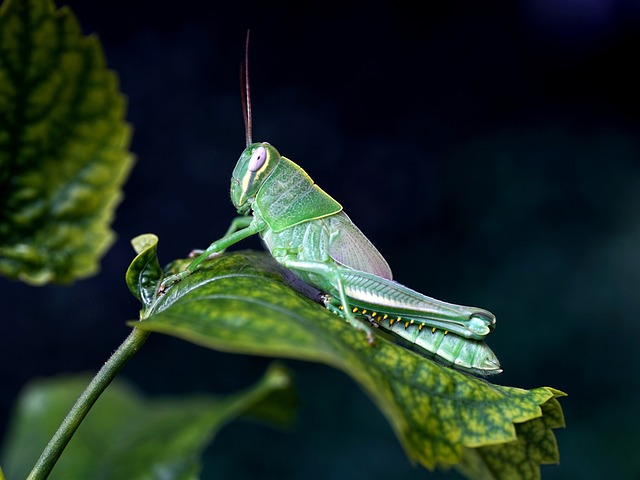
[133,248,566,474]
[0,0,134,284]
[0,364,295,480]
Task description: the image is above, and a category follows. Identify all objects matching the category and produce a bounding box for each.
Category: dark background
[2,0,640,478]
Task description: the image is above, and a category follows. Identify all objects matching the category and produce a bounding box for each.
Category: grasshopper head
[231,142,281,215]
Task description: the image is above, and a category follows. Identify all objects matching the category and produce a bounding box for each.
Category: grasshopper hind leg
[280,259,376,344]
[321,294,380,343]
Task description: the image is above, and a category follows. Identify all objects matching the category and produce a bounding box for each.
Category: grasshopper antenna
[240,30,252,147]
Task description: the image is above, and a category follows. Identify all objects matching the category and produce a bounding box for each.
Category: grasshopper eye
[248,146,267,172]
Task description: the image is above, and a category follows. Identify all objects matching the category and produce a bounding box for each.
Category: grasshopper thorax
[231,142,281,215]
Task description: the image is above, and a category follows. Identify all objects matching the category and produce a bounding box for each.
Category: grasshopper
[160,42,501,376]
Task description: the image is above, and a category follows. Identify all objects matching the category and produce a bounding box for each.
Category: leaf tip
[130,234,159,255]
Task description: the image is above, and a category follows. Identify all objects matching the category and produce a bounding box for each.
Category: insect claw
[157,283,170,296]
[365,330,376,346]
[158,277,176,295]
[158,270,191,295]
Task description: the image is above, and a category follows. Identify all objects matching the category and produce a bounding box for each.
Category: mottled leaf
[0,364,295,480]
[457,393,566,479]
[132,246,565,474]
[0,0,134,284]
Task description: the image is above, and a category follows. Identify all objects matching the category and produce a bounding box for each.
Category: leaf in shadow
[0,364,295,480]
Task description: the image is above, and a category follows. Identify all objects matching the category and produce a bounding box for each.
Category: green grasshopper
[160,48,501,376]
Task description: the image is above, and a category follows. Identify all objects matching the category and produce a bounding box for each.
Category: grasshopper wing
[328,212,393,280]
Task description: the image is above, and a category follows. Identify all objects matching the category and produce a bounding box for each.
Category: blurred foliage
[0,0,133,284]
[0,365,296,479]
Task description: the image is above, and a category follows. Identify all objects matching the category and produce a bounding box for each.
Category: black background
[2,0,640,478]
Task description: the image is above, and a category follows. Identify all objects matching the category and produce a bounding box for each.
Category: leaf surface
[0,0,134,284]
[130,240,565,475]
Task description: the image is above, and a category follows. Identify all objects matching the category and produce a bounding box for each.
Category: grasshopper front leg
[158,217,266,293]
[279,259,376,345]
[187,216,254,258]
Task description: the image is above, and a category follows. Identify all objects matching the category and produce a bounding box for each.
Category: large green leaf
[0,0,134,284]
[0,364,296,480]
[129,236,566,477]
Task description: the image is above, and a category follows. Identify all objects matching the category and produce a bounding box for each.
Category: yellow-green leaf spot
[0,0,134,284]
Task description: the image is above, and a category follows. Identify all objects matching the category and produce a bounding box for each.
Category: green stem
[26,327,150,480]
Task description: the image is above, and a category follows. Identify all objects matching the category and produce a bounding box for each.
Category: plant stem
[26,327,150,480]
